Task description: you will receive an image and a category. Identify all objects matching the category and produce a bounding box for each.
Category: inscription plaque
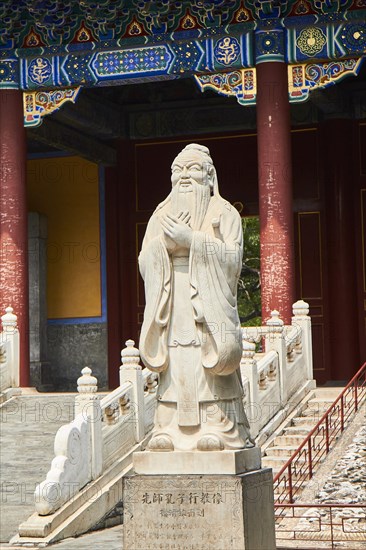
[123,471,276,550]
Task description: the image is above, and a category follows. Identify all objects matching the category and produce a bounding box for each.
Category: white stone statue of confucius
[139,143,251,452]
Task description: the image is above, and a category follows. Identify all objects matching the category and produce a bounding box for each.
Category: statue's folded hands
[160,211,193,250]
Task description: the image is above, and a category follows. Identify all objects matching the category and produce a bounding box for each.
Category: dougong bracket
[23,87,81,127]
[195,57,364,106]
[288,58,364,102]
[195,69,257,106]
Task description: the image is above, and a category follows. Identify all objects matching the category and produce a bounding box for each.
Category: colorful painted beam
[0,13,365,91]
[2,32,253,90]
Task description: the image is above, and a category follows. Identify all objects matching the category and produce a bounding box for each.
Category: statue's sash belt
[171,255,189,266]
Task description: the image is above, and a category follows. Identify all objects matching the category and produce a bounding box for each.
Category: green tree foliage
[238,217,261,326]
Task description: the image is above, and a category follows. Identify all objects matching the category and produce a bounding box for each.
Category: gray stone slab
[0,396,75,543]
[47,323,108,391]
[28,212,48,388]
[0,525,123,550]
[50,526,123,550]
[123,470,276,550]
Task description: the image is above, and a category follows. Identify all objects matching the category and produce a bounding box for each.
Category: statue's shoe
[197,434,224,451]
[148,434,174,452]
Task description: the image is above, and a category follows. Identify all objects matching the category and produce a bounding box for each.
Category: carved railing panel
[101,383,136,470]
[241,300,314,438]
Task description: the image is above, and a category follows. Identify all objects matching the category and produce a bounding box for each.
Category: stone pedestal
[123,470,276,550]
[133,447,261,475]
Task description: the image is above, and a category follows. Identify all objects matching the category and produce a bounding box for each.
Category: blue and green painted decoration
[1,0,365,112]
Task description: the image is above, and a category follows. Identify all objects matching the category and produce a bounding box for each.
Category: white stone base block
[123,470,276,550]
[133,447,261,475]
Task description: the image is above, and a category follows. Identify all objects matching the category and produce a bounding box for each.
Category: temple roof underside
[1,1,365,128]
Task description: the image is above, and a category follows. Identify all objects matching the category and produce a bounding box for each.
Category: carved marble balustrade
[33,339,158,516]
[241,300,314,440]
[0,307,20,403]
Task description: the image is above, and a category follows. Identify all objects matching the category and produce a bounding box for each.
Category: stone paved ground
[0,526,123,550]
[0,394,76,543]
[47,526,123,550]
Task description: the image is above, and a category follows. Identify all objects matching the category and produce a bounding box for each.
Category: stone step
[262,456,293,470]
[300,401,335,418]
[282,425,314,436]
[291,416,318,427]
[264,445,298,458]
[262,451,310,468]
[299,405,326,418]
[311,388,345,399]
[307,396,340,405]
[260,455,284,468]
[273,481,306,496]
[274,434,323,447]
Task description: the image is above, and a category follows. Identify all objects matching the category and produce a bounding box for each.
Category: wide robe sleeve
[189,207,243,376]
[138,216,172,373]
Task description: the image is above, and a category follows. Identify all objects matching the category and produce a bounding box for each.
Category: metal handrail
[273,362,366,503]
[274,503,366,548]
[275,503,366,509]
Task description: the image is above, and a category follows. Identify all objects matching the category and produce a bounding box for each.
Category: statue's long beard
[170,183,211,230]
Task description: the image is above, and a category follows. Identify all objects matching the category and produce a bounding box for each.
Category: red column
[0,90,29,386]
[256,62,295,324]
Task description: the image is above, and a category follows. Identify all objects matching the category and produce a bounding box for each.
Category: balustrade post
[265,310,287,405]
[120,340,145,442]
[307,438,313,478]
[1,306,20,387]
[340,394,344,431]
[329,506,334,546]
[76,367,103,479]
[325,416,330,453]
[240,340,260,438]
[288,464,294,504]
[292,300,313,381]
[354,383,358,412]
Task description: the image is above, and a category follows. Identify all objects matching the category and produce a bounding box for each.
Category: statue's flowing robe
[139,193,244,426]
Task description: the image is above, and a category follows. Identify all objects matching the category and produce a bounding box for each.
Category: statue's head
[171,143,217,193]
[169,144,218,230]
